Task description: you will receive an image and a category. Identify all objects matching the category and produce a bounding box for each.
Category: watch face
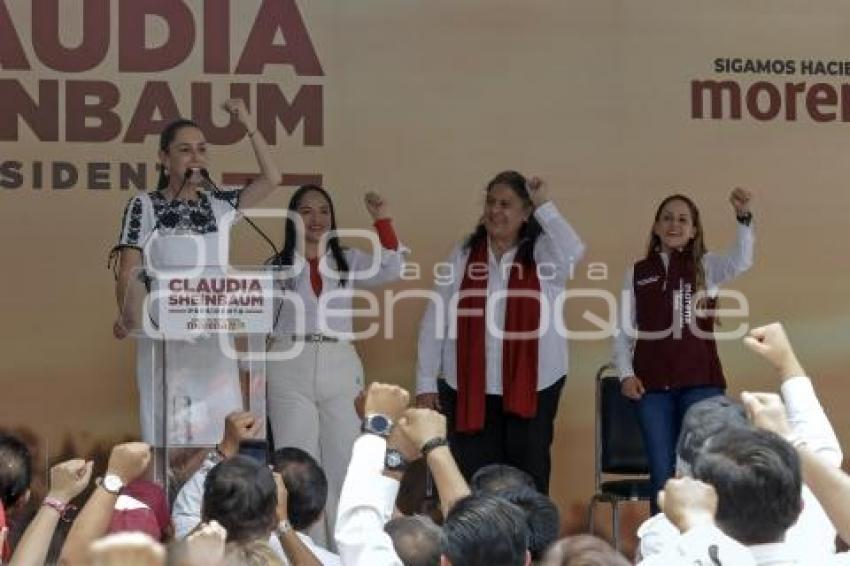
[367,415,390,435]
[387,451,402,467]
[103,474,123,493]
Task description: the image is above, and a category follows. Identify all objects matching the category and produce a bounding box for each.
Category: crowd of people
[2,322,850,564]
[3,108,846,565]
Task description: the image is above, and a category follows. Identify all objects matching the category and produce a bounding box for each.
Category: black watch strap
[421,437,449,458]
[736,211,753,226]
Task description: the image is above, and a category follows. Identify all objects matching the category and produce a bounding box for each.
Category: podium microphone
[199,168,280,258]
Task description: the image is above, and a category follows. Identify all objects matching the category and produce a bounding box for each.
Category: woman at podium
[110,100,280,447]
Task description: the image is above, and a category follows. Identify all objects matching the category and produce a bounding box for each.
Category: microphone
[198,168,280,257]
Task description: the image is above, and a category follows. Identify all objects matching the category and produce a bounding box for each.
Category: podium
[123,264,273,495]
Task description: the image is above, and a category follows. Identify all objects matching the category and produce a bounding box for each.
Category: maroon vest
[631,251,726,391]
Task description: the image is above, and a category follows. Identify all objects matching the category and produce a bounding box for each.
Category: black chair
[587,363,651,551]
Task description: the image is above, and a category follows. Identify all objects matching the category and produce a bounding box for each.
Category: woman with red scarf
[415,170,585,493]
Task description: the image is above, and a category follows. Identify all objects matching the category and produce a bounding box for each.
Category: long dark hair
[269,184,349,286]
[464,170,542,265]
[646,194,708,295]
[156,118,201,190]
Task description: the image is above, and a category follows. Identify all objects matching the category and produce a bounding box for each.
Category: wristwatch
[736,211,753,226]
[276,519,292,536]
[99,473,124,495]
[362,414,393,437]
[384,448,408,472]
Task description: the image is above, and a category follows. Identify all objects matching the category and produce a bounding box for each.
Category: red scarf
[456,238,541,433]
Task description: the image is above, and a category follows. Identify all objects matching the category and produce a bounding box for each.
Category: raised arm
[743,391,850,543]
[347,192,407,288]
[60,443,151,564]
[743,323,842,464]
[527,176,586,282]
[398,408,470,517]
[223,98,281,210]
[704,187,754,287]
[10,460,92,566]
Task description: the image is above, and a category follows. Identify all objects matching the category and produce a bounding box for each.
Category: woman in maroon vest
[613,188,754,513]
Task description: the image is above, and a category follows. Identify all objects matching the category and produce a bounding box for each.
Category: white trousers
[267,337,364,549]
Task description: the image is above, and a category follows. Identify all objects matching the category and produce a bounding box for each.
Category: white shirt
[416,202,585,395]
[171,454,341,566]
[270,246,406,339]
[613,222,755,380]
[637,375,844,562]
[335,434,403,566]
[638,524,756,566]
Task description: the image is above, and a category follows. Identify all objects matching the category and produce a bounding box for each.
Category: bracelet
[247,129,258,137]
[736,211,753,226]
[43,497,77,522]
[276,519,292,536]
[421,437,449,458]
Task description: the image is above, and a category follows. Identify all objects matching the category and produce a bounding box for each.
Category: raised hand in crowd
[729,186,753,216]
[526,175,550,208]
[61,442,152,564]
[398,408,470,516]
[87,532,165,566]
[741,391,793,438]
[107,442,152,485]
[273,472,321,566]
[657,477,718,534]
[8,459,93,566]
[743,323,805,381]
[364,191,390,220]
[218,411,262,459]
[183,520,227,566]
[364,382,409,422]
[742,389,850,544]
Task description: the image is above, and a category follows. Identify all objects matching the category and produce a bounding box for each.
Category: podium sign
[153,269,273,338]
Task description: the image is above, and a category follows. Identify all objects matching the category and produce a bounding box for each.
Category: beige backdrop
[3,0,850,537]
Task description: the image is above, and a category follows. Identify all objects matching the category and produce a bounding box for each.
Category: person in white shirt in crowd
[335,383,471,566]
[266,185,406,547]
[639,476,756,566]
[417,171,585,494]
[637,322,844,562]
[171,411,339,565]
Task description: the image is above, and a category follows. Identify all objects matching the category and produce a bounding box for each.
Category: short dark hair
[693,427,803,545]
[541,535,630,566]
[441,493,529,566]
[470,464,536,495]
[269,447,327,531]
[498,488,560,561]
[385,515,442,566]
[202,456,277,543]
[676,395,748,469]
[0,433,32,508]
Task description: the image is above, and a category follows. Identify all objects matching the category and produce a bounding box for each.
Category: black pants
[438,376,566,494]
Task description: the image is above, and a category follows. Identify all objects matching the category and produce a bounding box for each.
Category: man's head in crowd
[470,464,536,495]
[385,515,442,566]
[440,493,530,566]
[0,433,32,512]
[498,487,560,561]
[269,447,327,532]
[541,534,630,566]
[693,426,803,545]
[676,395,748,475]
[201,456,277,543]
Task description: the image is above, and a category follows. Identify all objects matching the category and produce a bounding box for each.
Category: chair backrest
[595,364,649,478]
